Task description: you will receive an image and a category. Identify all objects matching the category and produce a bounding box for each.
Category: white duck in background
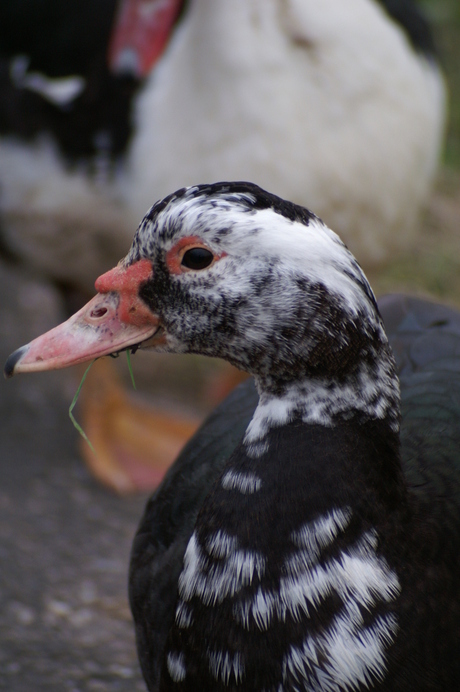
[117,0,446,267]
[1,0,446,286]
[0,0,446,491]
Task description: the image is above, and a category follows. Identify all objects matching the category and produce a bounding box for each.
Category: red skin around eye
[166,236,226,275]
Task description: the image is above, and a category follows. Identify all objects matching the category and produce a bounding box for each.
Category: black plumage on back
[381,295,460,543]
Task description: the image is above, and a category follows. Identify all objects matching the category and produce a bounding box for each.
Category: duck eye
[181,247,214,270]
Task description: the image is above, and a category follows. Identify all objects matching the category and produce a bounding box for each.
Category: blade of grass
[126,349,137,390]
[69,360,95,452]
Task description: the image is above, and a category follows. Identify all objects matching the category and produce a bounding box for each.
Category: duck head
[4,182,398,429]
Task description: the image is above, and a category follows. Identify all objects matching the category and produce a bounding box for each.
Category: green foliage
[421,0,460,169]
[68,351,136,452]
[69,360,95,452]
[126,349,137,390]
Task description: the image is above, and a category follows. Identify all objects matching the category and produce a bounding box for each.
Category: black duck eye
[181,247,214,270]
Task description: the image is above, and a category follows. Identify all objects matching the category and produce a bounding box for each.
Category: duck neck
[184,374,405,690]
[242,413,405,520]
[238,365,404,518]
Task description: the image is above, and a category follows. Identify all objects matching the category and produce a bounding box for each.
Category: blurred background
[424,0,460,168]
[368,0,460,299]
[0,1,459,690]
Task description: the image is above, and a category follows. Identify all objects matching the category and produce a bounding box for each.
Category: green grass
[421,0,460,169]
[365,1,460,306]
[69,360,95,451]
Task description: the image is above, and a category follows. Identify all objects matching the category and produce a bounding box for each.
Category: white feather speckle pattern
[166,651,187,682]
[207,649,245,685]
[291,508,353,561]
[244,355,400,457]
[175,599,194,629]
[221,469,263,494]
[282,610,398,692]
[279,530,400,622]
[232,509,399,628]
[234,586,282,632]
[179,531,266,606]
[230,508,400,691]
[205,530,240,559]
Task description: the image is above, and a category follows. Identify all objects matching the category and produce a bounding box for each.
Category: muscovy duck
[0,0,446,492]
[5,182,460,690]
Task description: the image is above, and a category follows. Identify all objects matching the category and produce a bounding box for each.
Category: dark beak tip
[4,345,28,379]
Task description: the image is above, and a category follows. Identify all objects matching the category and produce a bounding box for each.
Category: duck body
[6,182,460,690]
[0,0,446,290]
[130,294,460,691]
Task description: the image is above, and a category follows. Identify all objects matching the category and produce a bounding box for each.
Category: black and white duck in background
[6,182,460,690]
[0,0,447,492]
[0,0,139,289]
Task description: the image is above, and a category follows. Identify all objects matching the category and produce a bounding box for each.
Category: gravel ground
[0,259,148,691]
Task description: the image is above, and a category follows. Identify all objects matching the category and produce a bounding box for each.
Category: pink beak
[4,259,161,378]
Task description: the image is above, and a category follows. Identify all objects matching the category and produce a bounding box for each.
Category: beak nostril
[90,307,108,318]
